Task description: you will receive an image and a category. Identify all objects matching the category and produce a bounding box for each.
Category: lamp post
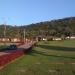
[2,17,7,39]
[4,24,6,38]
[24,29,26,43]
[2,17,7,45]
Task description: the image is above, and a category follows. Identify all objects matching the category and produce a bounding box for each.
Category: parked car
[6,44,17,50]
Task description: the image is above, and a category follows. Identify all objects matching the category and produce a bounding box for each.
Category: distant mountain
[0,17,75,39]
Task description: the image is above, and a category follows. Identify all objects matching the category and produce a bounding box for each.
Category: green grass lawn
[0,40,75,75]
[0,45,8,51]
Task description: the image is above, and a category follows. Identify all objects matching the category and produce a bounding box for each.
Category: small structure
[0,38,20,42]
[0,38,9,42]
[53,38,62,41]
[42,38,47,41]
[11,38,20,42]
[66,36,75,39]
[35,35,47,41]
[34,35,53,41]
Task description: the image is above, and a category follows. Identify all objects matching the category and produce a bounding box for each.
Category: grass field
[0,40,75,75]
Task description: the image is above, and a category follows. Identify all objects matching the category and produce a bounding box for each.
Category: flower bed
[0,51,24,67]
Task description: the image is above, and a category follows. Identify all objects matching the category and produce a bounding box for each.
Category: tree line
[0,17,75,40]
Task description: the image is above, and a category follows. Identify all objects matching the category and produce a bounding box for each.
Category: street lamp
[24,29,26,43]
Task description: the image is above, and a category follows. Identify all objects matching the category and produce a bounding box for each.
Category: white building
[53,38,62,41]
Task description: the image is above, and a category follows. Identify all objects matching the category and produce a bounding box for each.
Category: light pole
[24,29,26,43]
[4,24,6,38]
[2,17,7,45]
[2,17,7,39]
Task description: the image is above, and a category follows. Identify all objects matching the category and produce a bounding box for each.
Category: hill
[0,17,75,39]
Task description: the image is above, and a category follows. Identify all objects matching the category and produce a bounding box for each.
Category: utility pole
[24,29,26,43]
[2,17,7,45]
[4,24,6,38]
[2,17,6,38]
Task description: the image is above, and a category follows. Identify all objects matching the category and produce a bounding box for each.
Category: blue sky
[0,0,75,26]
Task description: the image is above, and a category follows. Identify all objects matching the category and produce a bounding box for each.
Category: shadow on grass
[28,49,75,59]
[27,45,75,59]
[37,44,75,51]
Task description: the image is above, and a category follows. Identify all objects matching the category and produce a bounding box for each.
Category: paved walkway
[18,42,33,49]
[0,41,36,56]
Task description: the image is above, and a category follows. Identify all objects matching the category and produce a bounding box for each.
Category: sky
[0,0,75,26]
